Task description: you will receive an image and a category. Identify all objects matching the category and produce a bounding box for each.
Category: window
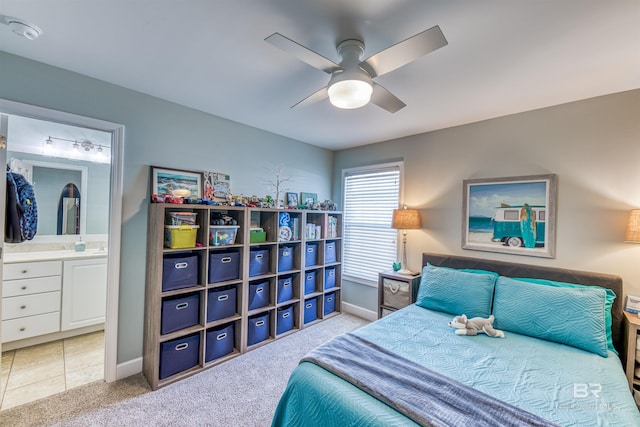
[504,210,519,221]
[342,163,401,285]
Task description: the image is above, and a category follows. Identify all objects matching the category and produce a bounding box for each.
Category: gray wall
[333,90,640,315]
[8,151,111,235]
[0,51,333,364]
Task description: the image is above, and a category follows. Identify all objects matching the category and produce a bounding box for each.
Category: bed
[271,253,640,426]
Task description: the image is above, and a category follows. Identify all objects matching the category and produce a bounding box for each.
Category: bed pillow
[513,277,617,355]
[493,276,609,357]
[415,264,496,318]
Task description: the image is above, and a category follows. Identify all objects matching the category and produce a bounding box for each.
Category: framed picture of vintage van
[462,174,557,258]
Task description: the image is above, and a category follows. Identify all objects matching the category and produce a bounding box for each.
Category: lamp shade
[392,209,421,230]
[625,209,640,243]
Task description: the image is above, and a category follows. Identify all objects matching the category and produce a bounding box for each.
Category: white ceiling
[1,1,638,151]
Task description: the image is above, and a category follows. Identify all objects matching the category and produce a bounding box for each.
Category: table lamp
[625,209,640,317]
[392,207,422,275]
[625,209,640,243]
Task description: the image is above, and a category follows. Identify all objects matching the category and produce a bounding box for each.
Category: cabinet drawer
[3,276,62,297]
[2,291,61,320]
[382,278,411,309]
[3,261,62,280]
[1,311,61,343]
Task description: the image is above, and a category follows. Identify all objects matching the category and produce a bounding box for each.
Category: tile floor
[0,331,104,411]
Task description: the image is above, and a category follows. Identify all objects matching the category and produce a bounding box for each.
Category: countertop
[3,249,108,263]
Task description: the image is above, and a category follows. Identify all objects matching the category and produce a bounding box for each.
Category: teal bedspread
[272,305,640,426]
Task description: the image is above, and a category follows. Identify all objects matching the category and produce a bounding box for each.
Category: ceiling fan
[265,26,447,113]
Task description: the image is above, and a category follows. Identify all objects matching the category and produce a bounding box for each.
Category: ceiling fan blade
[265,33,340,74]
[361,25,448,78]
[291,86,329,109]
[370,83,406,113]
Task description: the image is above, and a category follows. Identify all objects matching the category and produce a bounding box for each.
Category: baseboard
[113,306,375,381]
[341,302,377,322]
[116,357,143,380]
[2,324,104,351]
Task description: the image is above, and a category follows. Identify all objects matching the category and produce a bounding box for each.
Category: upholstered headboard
[422,253,625,356]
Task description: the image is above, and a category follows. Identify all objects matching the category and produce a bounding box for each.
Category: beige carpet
[0,313,369,427]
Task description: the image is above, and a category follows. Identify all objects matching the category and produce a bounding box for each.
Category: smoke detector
[0,15,42,40]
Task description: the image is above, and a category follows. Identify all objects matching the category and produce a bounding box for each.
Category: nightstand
[378,271,422,319]
[624,311,640,392]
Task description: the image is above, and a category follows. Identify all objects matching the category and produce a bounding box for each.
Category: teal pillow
[513,277,617,355]
[493,276,609,357]
[416,264,496,318]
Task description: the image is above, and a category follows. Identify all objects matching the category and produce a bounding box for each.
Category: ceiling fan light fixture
[328,79,372,109]
[328,69,373,109]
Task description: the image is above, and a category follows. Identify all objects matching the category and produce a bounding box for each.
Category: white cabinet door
[61,258,107,331]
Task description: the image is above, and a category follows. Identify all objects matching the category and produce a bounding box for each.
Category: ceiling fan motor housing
[327,39,374,109]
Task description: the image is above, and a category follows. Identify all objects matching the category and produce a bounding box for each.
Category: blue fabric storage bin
[324,241,337,263]
[207,286,237,322]
[159,333,200,379]
[324,267,336,289]
[247,312,270,346]
[208,251,240,284]
[276,305,294,335]
[305,243,318,267]
[248,280,270,310]
[324,292,336,315]
[304,297,317,324]
[277,246,294,272]
[277,276,294,303]
[161,293,200,335]
[162,254,198,291]
[304,271,316,295]
[249,249,270,277]
[205,323,235,362]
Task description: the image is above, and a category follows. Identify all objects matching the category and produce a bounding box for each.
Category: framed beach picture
[151,166,202,199]
[462,174,557,258]
[300,192,317,207]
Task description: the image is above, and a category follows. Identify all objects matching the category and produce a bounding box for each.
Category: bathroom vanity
[1,250,107,350]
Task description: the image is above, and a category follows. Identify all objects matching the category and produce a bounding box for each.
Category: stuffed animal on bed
[448,314,505,338]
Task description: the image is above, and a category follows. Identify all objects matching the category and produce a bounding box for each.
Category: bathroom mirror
[5,114,111,238]
[8,156,91,235]
[58,183,81,235]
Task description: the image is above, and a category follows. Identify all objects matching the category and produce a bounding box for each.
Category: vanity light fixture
[43,136,55,155]
[44,135,109,160]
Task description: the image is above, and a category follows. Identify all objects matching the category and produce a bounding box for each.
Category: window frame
[341,161,404,287]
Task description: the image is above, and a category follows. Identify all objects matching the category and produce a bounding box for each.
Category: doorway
[0,100,123,410]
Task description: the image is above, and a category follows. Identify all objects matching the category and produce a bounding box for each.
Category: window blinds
[343,167,400,284]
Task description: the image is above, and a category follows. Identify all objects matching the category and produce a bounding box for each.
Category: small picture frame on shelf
[203,171,231,202]
[286,192,299,207]
[151,166,202,199]
[300,192,317,207]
